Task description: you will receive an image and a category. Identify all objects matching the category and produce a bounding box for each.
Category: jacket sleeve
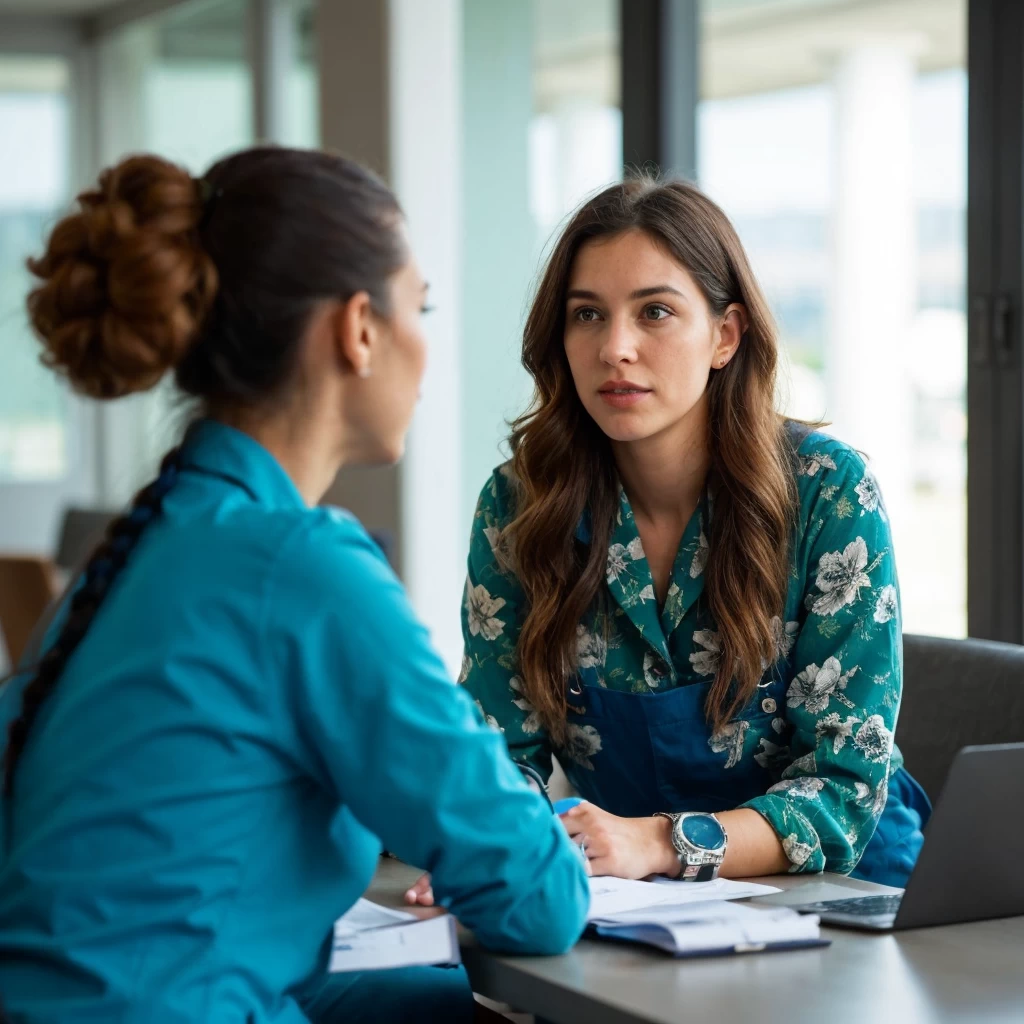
[742,446,902,874]
[266,509,588,955]
[459,473,555,784]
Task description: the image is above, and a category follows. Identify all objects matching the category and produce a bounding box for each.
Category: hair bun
[26,155,219,399]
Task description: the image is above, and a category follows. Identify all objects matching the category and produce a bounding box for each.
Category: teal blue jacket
[0,421,588,1022]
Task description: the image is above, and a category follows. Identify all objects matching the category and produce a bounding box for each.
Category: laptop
[789,743,1024,931]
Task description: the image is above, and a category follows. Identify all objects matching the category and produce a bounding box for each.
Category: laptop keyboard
[799,894,904,917]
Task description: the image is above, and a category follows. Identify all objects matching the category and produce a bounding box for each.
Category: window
[97,0,255,491]
[460,0,622,520]
[0,56,70,483]
[699,0,967,637]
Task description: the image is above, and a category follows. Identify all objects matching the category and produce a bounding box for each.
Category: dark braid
[3,448,183,796]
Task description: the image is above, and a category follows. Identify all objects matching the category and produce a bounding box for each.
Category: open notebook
[589,899,827,957]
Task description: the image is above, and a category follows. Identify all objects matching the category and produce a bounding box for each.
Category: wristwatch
[655,811,729,881]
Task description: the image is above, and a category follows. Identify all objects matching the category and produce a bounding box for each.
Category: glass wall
[284,0,319,149]
[461,0,620,520]
[699,0,967,637]
[94,0,256,496]
[0,56,71,483]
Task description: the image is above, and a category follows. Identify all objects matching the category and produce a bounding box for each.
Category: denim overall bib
[558,669,930,887]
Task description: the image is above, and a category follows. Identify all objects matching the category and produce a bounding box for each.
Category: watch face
[681,814,726,851]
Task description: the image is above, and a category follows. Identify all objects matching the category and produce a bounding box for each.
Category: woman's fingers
[404,872,434,906]
[559,801,593,837]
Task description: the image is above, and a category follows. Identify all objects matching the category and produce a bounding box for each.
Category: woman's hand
[403,872,434,906]
[559,801,680,879]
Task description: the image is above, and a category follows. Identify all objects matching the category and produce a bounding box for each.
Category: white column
[318,0,464,678]
[248,0,294,143]
[552,99,621,221]
[829,42,917,553]
[389,0,464,677]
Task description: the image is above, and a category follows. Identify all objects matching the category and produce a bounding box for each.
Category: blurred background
[0,0,990,676]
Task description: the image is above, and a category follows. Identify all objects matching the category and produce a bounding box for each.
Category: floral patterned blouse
[460,428,904,875]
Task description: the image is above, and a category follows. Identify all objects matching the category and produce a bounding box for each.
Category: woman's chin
[345,437,406,468]
[593,417,659,445]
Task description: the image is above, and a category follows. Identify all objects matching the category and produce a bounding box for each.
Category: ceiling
[0,0,122,11]
[533,0,964,111]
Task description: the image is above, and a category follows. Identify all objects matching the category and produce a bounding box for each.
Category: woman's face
[342,253,430,465]
[562,228,743,448]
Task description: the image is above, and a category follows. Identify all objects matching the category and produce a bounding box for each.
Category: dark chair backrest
[54,507,117,571]
[0,556,60,667]
[898,633,1024,802]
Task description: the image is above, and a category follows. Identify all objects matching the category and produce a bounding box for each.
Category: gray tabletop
[369,859,1024,1024]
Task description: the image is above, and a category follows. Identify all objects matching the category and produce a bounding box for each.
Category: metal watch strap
[656,811,728,882]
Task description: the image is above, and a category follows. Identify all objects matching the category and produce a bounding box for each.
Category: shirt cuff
[742,793,826,874]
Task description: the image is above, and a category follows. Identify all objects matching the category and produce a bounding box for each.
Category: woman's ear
[712,303,748,369]
[333,290,378,378]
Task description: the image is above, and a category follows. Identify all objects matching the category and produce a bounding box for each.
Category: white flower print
[643,651,668,689]
[464,582,507,641]
[474,700,502,732]
[626,536,645,561]
[509,676,541,734]
[815,712,861,754]
[606,544,629,583]
[709,719,750,769]
[873,584,898,625]
[768,776,826,800]
[482,525,502,557]
[798,451,838,477]
[563,723,603,770]
[786,657,859,714]
[689,531,709,579]
[689,629,722,677]
[771,617,800,661]
[754,737,791,771]
[663,582,683,622]
[810,537,872,616]
[576,624,607,669]
[457,654,472,685]
[854,778,889,816]
[787,751,818,775]
[855,470,888,522]
[853,714,894,764]
[637,584,656,603]
[782,833,815,868]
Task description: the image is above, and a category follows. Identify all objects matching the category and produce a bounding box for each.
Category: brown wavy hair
[503,176,798,742]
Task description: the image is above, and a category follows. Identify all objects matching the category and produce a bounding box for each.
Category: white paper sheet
[334,898,416,936]
[329,899,460,973]
[587,875,781,921]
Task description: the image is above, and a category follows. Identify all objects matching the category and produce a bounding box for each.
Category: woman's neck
[215,404,344,508]
[612,411,710,527]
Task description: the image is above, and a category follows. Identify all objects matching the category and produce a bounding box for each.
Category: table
[369,859,1024,1024]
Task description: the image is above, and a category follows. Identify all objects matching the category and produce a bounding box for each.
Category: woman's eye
[574,307,601,323]
[644,305,671,321]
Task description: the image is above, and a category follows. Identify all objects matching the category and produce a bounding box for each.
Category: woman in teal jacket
[0,148,588,1022]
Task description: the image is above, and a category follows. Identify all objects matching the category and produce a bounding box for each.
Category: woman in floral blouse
[459,177,930,888]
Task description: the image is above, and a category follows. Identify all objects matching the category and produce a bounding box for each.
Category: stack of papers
[587,874,781,920]
[329,899,460,973]
[589,899,826,957]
